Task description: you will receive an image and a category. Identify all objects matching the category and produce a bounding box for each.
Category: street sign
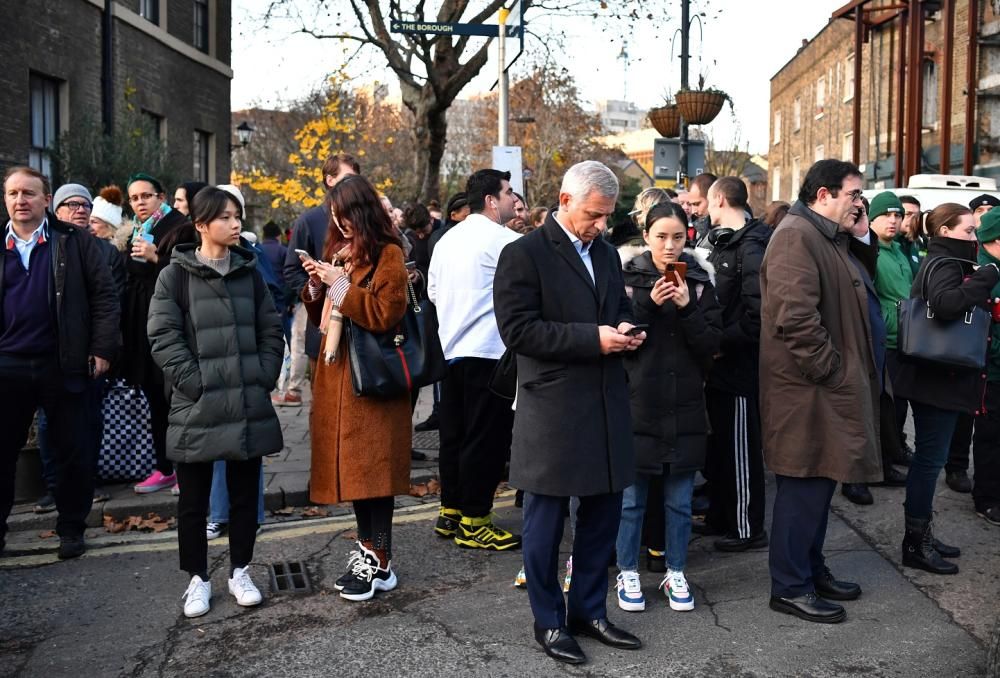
[389,18,522,38]
[493,146,524,196]
[653,139,706,181]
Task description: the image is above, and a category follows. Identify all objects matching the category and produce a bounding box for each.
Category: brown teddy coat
[304,243,412,504]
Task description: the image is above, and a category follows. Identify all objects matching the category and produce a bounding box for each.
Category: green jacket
[874,239,914,349]
[895,233,927,278]
[147,244,285,463]
[979,248,1000,383]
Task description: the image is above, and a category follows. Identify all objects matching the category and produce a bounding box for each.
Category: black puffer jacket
[147,244,285,463]
[623,250,723,475]
[893,237,1000,414]
[706,219,771,397]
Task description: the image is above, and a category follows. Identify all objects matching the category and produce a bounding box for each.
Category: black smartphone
[625,324,649,337]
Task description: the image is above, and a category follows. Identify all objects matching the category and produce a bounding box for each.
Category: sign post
[498,8,510,147]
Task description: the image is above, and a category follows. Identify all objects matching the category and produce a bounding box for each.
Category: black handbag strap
[918,256,978,309]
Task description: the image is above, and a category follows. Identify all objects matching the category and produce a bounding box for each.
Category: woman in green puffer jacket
[147,186,284,619]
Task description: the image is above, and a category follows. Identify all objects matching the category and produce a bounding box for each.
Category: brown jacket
[759,202,882,484]
[304,243,412,504]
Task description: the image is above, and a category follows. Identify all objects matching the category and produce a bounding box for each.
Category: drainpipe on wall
[101,0,114,135]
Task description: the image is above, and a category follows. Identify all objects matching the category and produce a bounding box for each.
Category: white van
[862,174,1000,210]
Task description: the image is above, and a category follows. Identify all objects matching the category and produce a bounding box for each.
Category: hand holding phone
[665,261,687,282]
[625,324,649,337]
[295,248,314,262]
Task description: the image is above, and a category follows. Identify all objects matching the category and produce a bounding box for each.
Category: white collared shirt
[428,212,520,360]
[553,213,595,283]
[5,220,49,270]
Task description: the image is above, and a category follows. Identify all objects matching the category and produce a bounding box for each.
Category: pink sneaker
[134,471,177,494]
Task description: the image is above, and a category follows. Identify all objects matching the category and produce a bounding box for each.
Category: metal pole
[852,9,863,165]
[940,0,954,173]
[964,0,979,174]
[498,8,509,147]
[894,8,907,186]
[905,0,925,180]
[678,0,690,185]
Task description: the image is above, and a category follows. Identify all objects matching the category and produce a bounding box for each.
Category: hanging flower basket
[675,90,728,125]
[648,105,681,138]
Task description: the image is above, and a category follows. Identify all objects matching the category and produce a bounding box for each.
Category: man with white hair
[495,160,645,665]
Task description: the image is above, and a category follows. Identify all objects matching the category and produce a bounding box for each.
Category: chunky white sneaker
[228,566,263,607]
[206,522,227,540]
[182,575,212,618]
[340,543,397,602]
[661,569,695,611]
[616,570,646,612]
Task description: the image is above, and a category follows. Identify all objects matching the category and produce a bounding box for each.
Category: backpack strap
[172,266,191,313]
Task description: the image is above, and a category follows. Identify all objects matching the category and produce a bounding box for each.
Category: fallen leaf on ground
[271,507,295,516]
[426,478,441,495]
[38,530,56,539]
[340,528,358,540]
[103,512,174,533]
[300,506,330,518]
[409,483,428,497]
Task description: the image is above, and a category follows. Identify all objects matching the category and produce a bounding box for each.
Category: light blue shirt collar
[553,213,595,283]
[5,219,49,270]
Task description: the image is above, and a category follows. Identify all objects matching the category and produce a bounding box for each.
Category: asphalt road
[1,481,996,678]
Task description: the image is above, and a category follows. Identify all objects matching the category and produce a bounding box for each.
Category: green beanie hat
[868,191,903,221]
[976,207,1000,244]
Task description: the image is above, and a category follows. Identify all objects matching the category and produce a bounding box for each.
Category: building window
[29,74,60,179]
[139,0,159,24]
[844,54,855,102]
[791,157,801,196]
[194,0,210,53]
[793,97,801,131]
[816,77,826,117]
[141,110,164,140]
[773,109,781,145]
[772,167,781,201]
[193,130,211,183]
[842,132,853,161]
[922,60,938,127]
[815,144,825,162]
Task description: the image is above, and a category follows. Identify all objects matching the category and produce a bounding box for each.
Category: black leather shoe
[769,593,846,624]
[841,483,874,505]
[932,538,961,558]
[692,519,725,536]
[945,471,972,494]
[414,413,439,432]
[567,617,641,649]
[813,567,861,601]
[877,466,908,487]
[691,494,710,515]
[410,449,427,461]
[714,531,768,552]
[57,536,86,560]
[533,624,586,664]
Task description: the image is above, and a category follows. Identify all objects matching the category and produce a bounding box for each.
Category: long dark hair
[322,174,399,266]
[924,203,971,239]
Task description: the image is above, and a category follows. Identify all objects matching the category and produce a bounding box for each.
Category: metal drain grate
[268,561,312,594]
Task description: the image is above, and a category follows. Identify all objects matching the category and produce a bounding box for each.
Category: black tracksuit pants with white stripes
[705,387,765,539]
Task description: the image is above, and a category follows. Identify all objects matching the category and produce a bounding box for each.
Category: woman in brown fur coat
[300,174,410,602]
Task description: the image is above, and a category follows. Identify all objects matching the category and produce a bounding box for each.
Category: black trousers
[144,382,172,476]
[0,355,93,543]
[885,349,911,450]
[946,412,974,474]
[523,491,622,629]
[438,358,514,518]
[769,475,837,598]
[353,496,395,558]
[176,458,261,574]
[705,387,765,539]
[641,474,665,551]
[973,383,1000,508]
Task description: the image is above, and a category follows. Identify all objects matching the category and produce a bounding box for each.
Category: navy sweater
[0,243,56,356]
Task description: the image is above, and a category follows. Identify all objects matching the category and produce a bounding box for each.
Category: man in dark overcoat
[494,161,645,665]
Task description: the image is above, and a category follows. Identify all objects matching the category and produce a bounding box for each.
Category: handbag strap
[358,247,420,313]
[919,256,978,309]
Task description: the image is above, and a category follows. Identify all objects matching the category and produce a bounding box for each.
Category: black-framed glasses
[129,192,159,204]
[60,200,92,211]
[843,189,864,202]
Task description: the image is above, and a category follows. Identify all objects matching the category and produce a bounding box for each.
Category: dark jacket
[120,208,192,386]
[98,237,126,308]
[259,238,287,289]
[623,250,722,475]
[147,244,285,463]
[0,215,119,377]
[494,214,636,497]
[706,218,771,396]
[283,204,330,359]
[892,237,1000,414]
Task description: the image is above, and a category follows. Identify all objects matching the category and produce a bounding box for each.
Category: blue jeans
[209,460,266,524]
[616,470,696,572]
[905,401,961,520]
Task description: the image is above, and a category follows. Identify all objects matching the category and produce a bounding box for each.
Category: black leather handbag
[897,256,992,371]
[346,272,447,398]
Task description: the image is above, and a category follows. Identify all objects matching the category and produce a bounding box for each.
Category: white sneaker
[182,575,212,618]
[616,569,646,612]
[228,566,263,607]
[661,569,695,611]
[206,522,227,540]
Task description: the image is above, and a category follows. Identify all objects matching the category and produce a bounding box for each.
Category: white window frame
[772,167,781,201]
[844,54,855,102]
[793,97,801,131]
[774,109,782,145]
[816,77,826,118]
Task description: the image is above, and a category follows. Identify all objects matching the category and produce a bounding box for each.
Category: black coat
[623,250,722,475]
[0,215,119,378]
[283,204,330,359]
[120,208,192,387]
[494,215,636,497]
[706,219,771,396]
[893,236,1000,413]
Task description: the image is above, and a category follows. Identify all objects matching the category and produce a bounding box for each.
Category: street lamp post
[230,121,254,152]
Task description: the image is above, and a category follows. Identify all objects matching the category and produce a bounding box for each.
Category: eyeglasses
[128,192,159,204]
[842,189,864,202]
[60,200,92,211]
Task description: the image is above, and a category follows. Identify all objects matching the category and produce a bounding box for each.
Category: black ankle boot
[902,515,959,575]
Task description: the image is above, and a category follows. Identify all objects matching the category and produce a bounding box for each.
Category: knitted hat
[52,183,92,210]
[868,191,903,221]
[217,184,246,218]
[976,208,1000,244]
[969,193,1000,211]
[91,197,123,227]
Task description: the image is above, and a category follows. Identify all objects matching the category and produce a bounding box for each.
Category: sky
[231,1,838,155]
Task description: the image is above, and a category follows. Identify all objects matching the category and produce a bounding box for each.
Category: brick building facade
[768,0,1000,202]
[0,0,232,186]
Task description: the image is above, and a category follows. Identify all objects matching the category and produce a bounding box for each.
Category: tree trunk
[407,88,449,204]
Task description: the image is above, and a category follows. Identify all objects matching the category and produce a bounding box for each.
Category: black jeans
[0,355,93,542]
[176,458,261,574]
[885,349,911,450]
[354,496,395,558]
[438,358,514,518]
[973,382,1000,508]
[705,388,765,539]
[143,381,172,476]
[945,413,974,474]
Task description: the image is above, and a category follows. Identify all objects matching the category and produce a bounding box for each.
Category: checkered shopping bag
[97,380,156,482]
